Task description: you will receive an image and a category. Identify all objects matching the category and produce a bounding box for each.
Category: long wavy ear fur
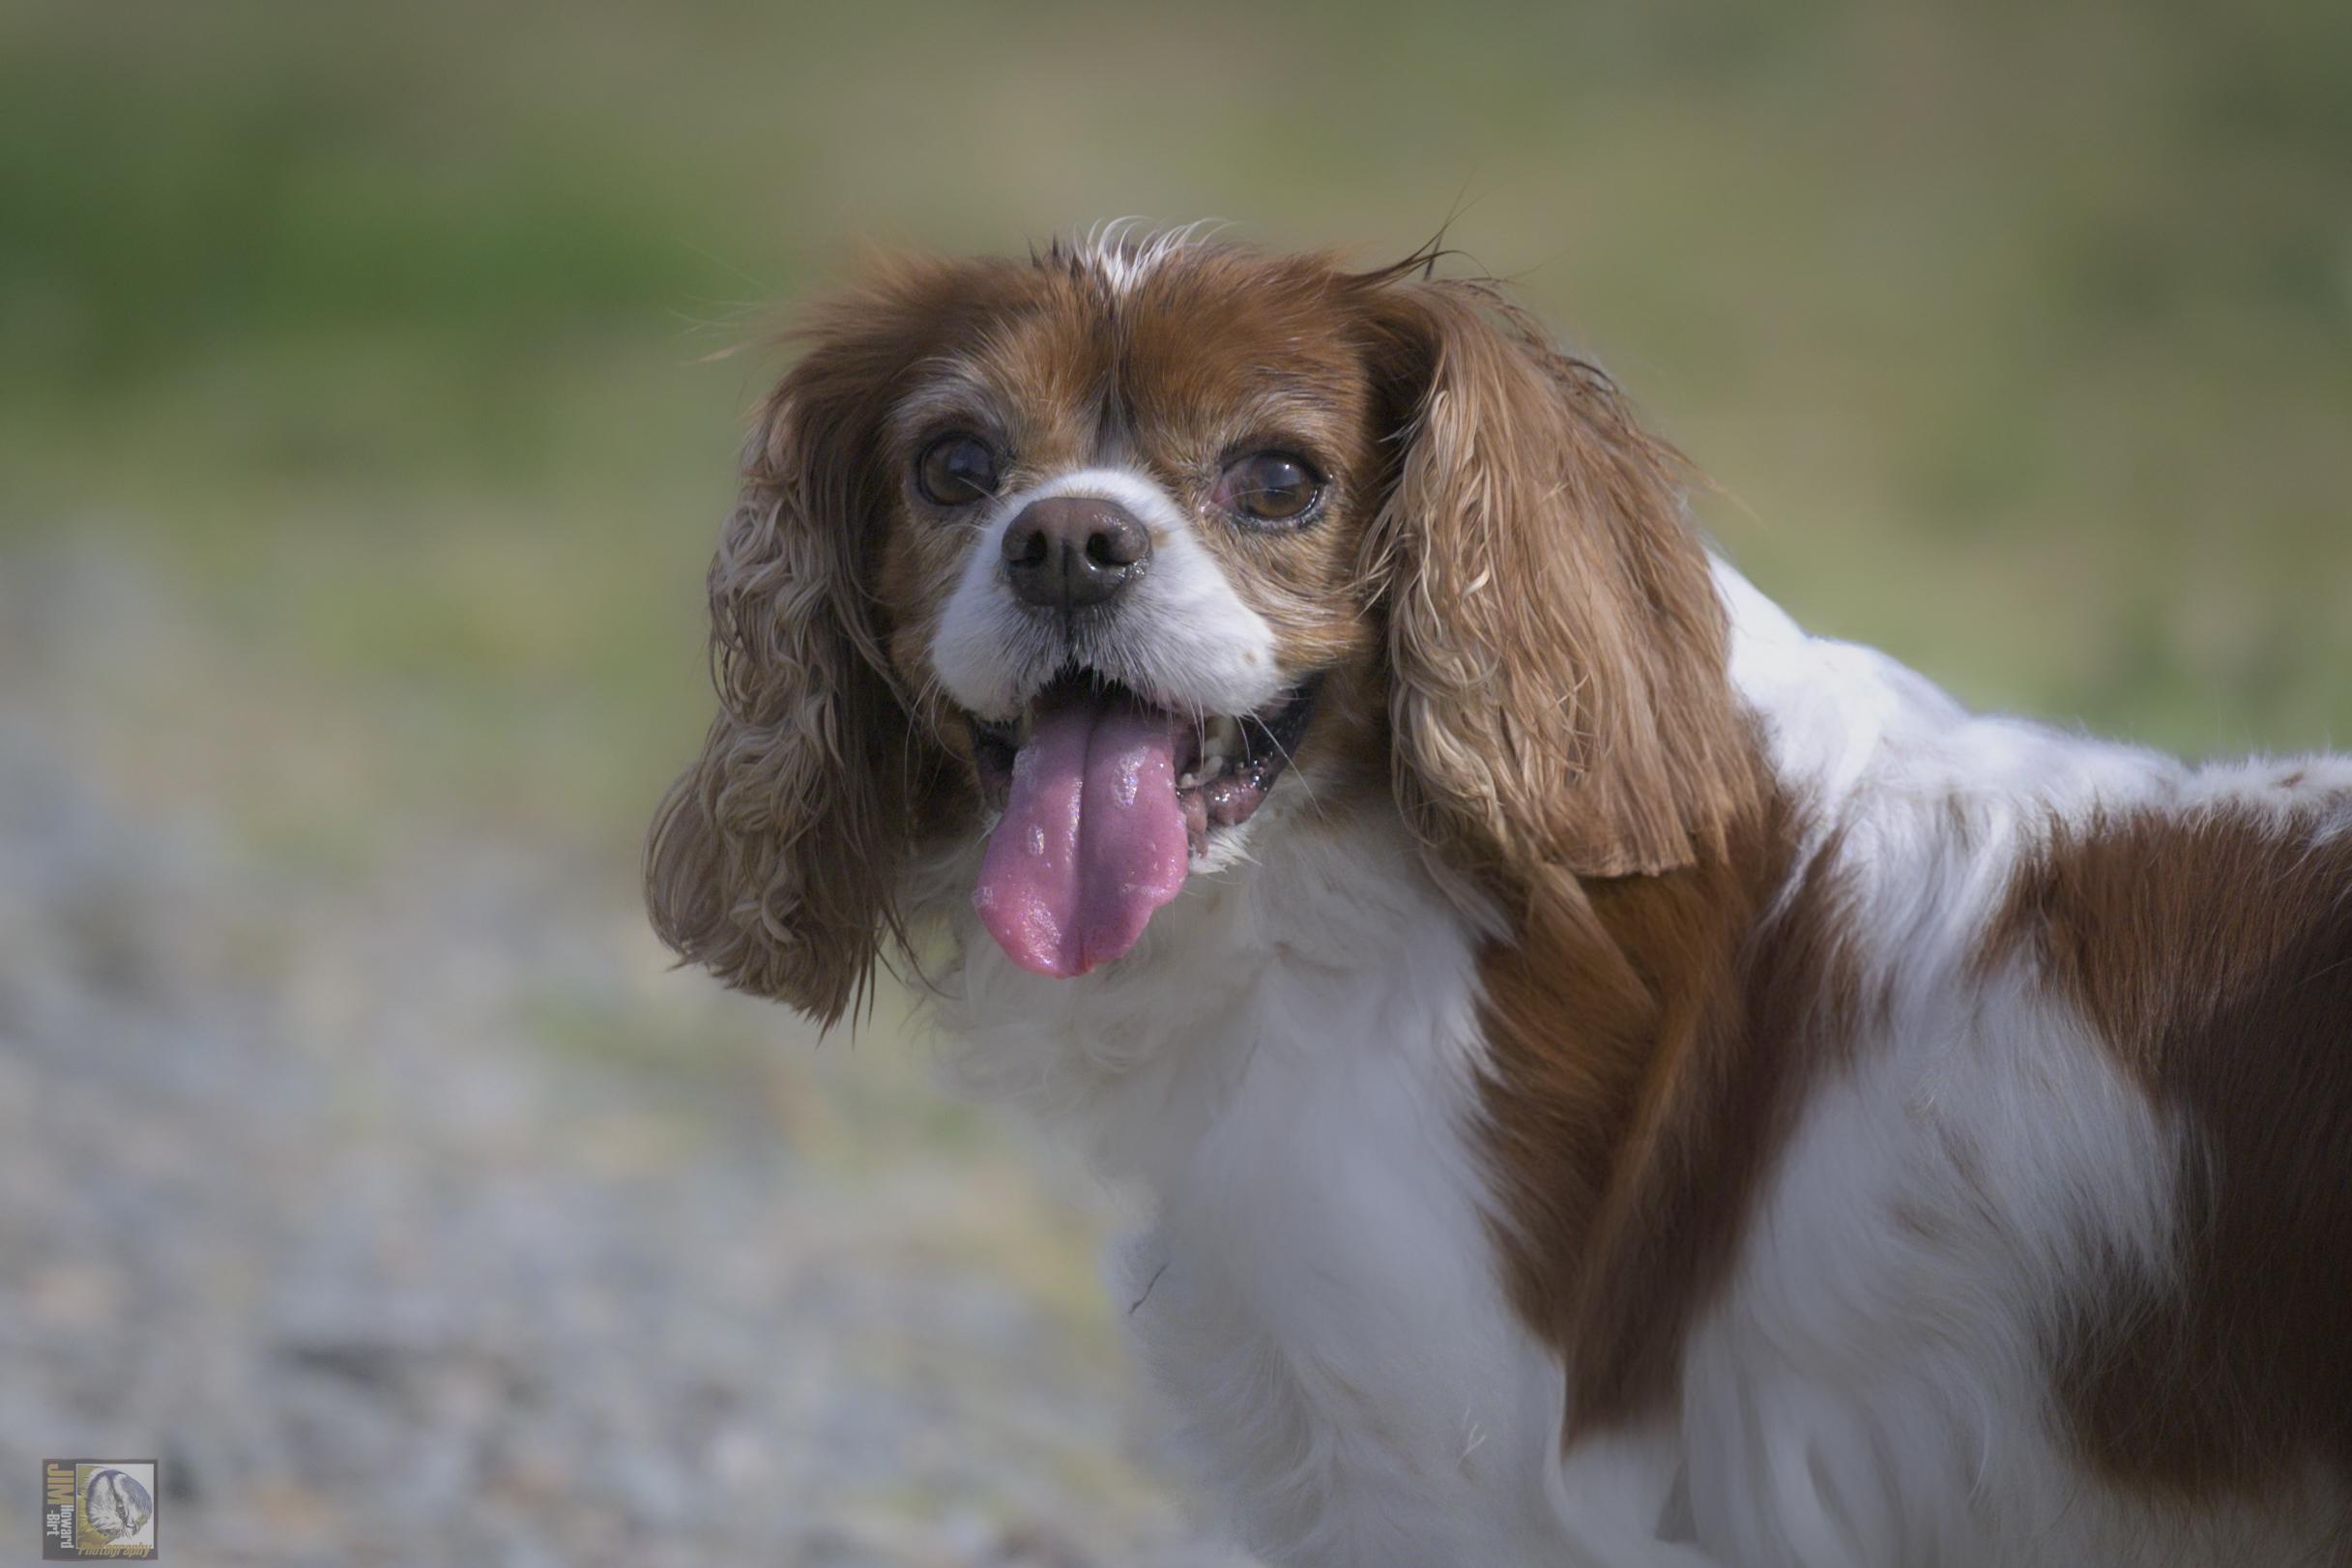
[1356,273,1754,896]
[645,305,933,1027]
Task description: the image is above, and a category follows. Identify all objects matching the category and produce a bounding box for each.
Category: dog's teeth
[1178,752,1234,791]
[1199,713,1243,773]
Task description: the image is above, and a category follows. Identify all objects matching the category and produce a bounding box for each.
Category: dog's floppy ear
[646,301,934,1027]
[1355,273,1754,897]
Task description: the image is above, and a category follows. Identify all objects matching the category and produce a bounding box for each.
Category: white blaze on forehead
[1080,218,1229,295]
[929,465,1283,721]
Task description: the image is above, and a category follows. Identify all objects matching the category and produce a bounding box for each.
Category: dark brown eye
[916,434,1000,505]
[1213,451,1322,526]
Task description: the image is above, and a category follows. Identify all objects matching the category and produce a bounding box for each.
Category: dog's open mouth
[965,672,1320,978]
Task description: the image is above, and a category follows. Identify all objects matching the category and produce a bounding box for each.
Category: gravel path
[0,550,1252,1567]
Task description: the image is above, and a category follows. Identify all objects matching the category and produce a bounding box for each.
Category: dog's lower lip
[973,714,1021,755]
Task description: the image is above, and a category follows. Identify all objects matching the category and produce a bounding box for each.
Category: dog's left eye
[917,434,1002,505]
[1213,451,1322,527]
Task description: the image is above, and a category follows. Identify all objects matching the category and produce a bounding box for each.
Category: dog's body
[651,232,2352,1565]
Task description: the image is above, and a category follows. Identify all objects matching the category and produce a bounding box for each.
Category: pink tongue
[973,696,1191,977]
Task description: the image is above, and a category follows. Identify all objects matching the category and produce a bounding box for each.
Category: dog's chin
[950,668,1324,978]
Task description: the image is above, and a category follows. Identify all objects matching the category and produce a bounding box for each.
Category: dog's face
[649,234,1754,1019]
[877,246,1403,975]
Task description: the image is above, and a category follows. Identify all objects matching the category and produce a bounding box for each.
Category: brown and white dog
[647,227,2352,1567]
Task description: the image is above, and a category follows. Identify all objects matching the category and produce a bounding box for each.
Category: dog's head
[648,230,1751,1020]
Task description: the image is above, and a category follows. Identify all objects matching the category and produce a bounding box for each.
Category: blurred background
[2,1,2346,1563]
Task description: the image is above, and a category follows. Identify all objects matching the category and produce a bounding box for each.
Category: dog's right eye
[917,434,1001,506]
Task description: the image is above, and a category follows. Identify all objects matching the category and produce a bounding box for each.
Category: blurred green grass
[4,0,2348,870]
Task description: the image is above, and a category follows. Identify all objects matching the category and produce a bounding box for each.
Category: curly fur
[645,283,961,1024]
[1354,276,1756,899]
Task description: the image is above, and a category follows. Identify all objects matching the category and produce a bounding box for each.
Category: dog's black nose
[1002,496,1151,610]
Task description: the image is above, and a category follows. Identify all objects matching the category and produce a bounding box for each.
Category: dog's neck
[924,778,1476,1188]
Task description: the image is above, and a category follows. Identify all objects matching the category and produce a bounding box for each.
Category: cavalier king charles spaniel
[647,228,2352,1567]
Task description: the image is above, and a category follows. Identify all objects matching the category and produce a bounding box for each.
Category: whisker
[1254,723,1321,813]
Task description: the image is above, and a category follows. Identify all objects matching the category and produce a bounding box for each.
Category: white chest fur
[933,810,1599,1567]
